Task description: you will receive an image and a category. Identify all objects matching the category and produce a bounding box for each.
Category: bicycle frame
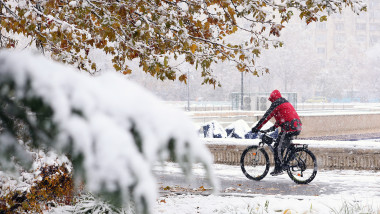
[258,136,308,166]
[283,143,308,167]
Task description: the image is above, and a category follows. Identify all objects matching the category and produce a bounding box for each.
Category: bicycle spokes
[240,146,270,181]
[287,148,317,184]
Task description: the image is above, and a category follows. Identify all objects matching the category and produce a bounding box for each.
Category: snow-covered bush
[0,51,215,213]
[225,120,250,139]
[244,121,279,139]
[45,193,131,214]
[0,150,73,213]
[201,121,227,138]
[244,131,259,139]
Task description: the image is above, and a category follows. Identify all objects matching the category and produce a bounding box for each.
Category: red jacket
[254,90,302,132]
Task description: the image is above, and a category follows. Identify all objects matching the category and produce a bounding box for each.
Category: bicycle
[240,130,318,184]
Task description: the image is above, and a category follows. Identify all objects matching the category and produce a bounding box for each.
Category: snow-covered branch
[0,51,216,213]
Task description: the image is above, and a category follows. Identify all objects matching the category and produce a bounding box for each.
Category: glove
[262,126,276,133]
[251,127,259,133]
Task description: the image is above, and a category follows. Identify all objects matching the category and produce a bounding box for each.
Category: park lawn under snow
[46,161,380,213]
[155,194,380,214]
[153,162,380,214]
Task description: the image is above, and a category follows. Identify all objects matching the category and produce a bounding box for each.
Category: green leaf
[320,15,328,22]
[164,56,168,67]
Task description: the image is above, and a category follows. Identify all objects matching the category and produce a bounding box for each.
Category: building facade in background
[313,0,380,59]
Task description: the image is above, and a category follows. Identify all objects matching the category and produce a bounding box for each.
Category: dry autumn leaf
[190,44,197,54]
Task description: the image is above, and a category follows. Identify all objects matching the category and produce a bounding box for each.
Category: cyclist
[251,89,302,176]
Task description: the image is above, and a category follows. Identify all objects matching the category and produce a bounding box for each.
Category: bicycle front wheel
[240,146,270,181]
[286,148,318,184]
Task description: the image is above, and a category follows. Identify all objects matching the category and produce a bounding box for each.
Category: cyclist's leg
[278,133,288,166]
[282,131,301,164]
[278,131,300,167]
[271,132,285,174]
[280,132,293,167]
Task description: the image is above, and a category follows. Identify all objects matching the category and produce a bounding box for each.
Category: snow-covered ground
[154,162,380,214]
[156,193,380,214]
[43,137,380,213]
[46,162,380,213]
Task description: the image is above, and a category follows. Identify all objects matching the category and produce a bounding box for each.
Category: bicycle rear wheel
[286,148,317,184]
[240,146,270,181]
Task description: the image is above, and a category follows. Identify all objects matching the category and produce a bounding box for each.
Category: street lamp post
[241,72,244,110]
[187,69,190,111]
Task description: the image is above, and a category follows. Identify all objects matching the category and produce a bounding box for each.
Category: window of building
[316,34,326,43]
[335,33,346,43]
[317,47,326,54]
[356,23,366,31]
[370,10,380,20]
[316,22,327,30]
[356,35,366,43]
[369,23,380,31]
[369,0,380,8]
[370,35,380,46]
[335,23,344,31]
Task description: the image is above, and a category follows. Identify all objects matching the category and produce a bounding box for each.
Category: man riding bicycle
[251,89,302,176]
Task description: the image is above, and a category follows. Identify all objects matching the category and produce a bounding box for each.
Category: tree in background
[252,21,322,101]
[0,0,366,86]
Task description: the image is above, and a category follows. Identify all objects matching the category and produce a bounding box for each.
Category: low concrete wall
[207,144,380,170]
[299,113,380,138]
[191,111,380,138]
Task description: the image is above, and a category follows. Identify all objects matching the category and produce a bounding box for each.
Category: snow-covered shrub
[45,193,132,214]
[225,120,250,139]
[0,150,73,213]
[196,125,205,138]
[202,121,227,138]
[0,51,215,213]
[244,131,259,139]
[244,121,279,139]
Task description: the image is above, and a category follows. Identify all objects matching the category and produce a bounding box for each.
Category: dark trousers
[273,131,301,169]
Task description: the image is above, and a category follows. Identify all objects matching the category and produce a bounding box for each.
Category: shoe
[281,164,288,171]
[270,168,283,176]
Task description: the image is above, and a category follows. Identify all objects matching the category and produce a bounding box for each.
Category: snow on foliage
[201,121,227,138]
[245,121,279,139]
[0,50,216,213]
[225,120,250,139]
[199,120,279,140]
[0,148,71,197]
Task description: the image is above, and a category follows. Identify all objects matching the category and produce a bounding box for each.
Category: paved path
[155,163,380,198]
[299,132,380,141]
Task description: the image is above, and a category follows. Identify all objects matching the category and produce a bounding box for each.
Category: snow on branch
[0,50,216,213]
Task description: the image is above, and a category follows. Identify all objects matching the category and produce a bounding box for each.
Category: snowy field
[43,138,380,214]
[155,193,380,214]
[154,162,380,214]
[45,162,380,213]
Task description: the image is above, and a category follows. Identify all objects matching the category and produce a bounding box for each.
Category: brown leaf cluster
[0,0,366,86]
[0,164,74,213]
